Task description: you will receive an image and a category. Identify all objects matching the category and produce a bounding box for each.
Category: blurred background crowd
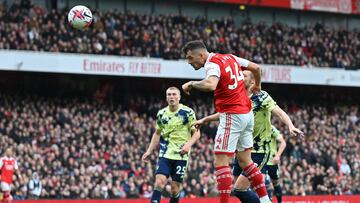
[0,92,358,199]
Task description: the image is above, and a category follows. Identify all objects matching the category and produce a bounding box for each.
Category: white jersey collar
[205,52,215,64]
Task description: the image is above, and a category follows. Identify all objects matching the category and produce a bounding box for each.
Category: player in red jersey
[0,148,20,203]
[182,40,271,203]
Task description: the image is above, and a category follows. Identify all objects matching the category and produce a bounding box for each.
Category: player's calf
[2,191,12,203]
[243,162,272,203]
[169,181,181,203]
[150,175,168,203]
[272,180,282,203]
[216,165,232,203]
[150,186,163,203]
[265,174,273,200]
[214,154,233,203]
[233,175,260,203]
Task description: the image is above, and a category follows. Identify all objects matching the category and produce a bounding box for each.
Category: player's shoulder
[252,90,269,99]
[157,106,168,116]
[178,104,195,113]
[210,52,222,59]
[259,90,270,97]
[210,53,234,61]
[208,53,228,64]
[204,61,220,70]
[257,90,274,100]
[205,54,221,69]
[0,156,15,162]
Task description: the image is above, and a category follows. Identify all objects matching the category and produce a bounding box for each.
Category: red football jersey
[205,53,252,114]
[0,157,18,184]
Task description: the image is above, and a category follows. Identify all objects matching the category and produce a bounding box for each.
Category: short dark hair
[182,40,207,55]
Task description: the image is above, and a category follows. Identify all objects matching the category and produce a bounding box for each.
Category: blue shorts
[155,157,188,182]
[265,165,280,180]
[232,152,270,176]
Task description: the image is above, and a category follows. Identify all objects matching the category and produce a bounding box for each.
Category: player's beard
[244,81,251,90]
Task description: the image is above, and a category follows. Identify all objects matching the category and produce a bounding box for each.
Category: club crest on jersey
[5,165,14,170]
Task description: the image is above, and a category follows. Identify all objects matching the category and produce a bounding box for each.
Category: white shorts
[1,182,11,192]
[214,111,254,155]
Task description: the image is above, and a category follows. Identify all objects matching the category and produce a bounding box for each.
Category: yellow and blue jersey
[156,104,196,160]
[251,90,277,153]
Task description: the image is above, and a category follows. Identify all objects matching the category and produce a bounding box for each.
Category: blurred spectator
[28,172,42,199]
[340,159,351,175]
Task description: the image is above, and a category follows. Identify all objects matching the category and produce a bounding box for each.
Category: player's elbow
[203,82,217,91]
[208,84,217,91]
[253,64,261,75]
[248,62,261,75]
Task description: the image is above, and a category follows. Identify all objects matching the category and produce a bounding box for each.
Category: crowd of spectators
[0,0,360,69]
[0,92,358,199]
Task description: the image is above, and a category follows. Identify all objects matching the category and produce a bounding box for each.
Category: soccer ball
[68,5,92,30]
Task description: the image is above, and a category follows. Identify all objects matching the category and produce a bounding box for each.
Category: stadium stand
[0,1,359,69]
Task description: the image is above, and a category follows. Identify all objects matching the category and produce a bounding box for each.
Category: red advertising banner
[12,195,360,203]
[290,0,352,14]
[198,0,360,14]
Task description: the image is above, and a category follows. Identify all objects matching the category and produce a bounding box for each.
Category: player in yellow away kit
[142,87,200,203]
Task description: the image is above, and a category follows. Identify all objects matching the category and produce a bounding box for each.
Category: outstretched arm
[142,129,161,162]
[193,113,220,129]
[233,55,261,92]
[272,106,304,137]
[182,76,219,95]
[273,134,287,164]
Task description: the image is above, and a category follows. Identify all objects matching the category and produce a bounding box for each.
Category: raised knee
[214,154,231,167]
[155,177,167,188]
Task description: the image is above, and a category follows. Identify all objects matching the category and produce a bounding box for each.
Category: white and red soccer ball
[68,5,92,30]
